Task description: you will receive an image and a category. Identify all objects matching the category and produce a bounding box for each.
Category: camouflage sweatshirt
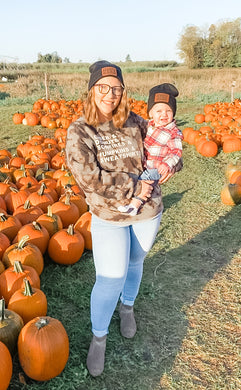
[65,111,163,225]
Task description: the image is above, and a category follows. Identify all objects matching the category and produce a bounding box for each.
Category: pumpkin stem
[32,221,42,231]
[10,186,19,193]
[64,192,71,206]
[23,200,31,209]
[47,205,53,217]
[0,298,6,322]
[13,261,24,273]
[0,213,7,221]
[23,278,34,296]
[35,317,49,329]
[17,235,30,249]
[38,182,47,196]
[67,224,74,235]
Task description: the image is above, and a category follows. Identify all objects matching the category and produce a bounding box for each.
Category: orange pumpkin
[8,278,47,324]
[48,224,85,264]
[2,235,44,275]
[74,211,92,250]
[0,261,40,305]
[18,316,69,381]
[0,341,12,390]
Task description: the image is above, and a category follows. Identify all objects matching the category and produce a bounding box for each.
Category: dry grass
[2,67,241,102]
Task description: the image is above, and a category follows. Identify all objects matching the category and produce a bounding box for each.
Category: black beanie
[88,60,124,91]
[147,83,179,116]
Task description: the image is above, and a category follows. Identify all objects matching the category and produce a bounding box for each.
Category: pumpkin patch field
[0,66,241,390]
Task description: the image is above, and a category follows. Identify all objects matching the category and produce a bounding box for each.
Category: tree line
[178,18,241,68]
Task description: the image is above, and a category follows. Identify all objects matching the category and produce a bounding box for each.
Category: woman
[65,60,180,377]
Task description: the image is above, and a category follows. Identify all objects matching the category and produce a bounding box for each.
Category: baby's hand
[157,164,170,176]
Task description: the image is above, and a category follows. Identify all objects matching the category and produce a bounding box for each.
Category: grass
[0,68,241,389]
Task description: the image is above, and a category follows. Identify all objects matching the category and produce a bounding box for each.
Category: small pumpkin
[18,316,69,381]
[48,224,85,264]
[8,278,47,324]
[14,221,50,254]
[2,234,44,275]
[36,204,63,237]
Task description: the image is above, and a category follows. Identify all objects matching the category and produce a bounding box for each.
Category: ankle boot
[119,303,137,338]
[86,334,107,377]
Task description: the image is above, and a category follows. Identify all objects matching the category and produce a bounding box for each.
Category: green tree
[178,18,241,68]
[37,52,62,63]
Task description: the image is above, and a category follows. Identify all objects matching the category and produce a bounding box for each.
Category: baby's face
[149,103,173,127]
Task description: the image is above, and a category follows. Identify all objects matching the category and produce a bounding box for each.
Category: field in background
[1,63,241,103]
[1,66,241,389]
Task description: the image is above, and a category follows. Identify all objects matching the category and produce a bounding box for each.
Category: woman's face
[93,76,123,121]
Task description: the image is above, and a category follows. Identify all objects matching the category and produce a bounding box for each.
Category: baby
[118,83,183,216]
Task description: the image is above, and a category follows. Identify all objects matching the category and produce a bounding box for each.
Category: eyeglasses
[94,84,124,96]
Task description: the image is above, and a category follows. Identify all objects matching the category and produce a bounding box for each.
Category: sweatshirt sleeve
[65,122,141,202]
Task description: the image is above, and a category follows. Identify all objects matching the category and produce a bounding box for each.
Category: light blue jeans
[90,212,162,337]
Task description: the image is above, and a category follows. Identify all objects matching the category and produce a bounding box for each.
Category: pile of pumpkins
[0,131,92,388]
[12,97,148,129]
[182,99,241,157]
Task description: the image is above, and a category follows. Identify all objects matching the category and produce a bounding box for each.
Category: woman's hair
[83,88,130,128]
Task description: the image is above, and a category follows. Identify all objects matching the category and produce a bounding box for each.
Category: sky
[1,0,241,64]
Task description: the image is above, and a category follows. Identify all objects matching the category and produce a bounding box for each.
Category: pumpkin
[0,212,22,242]
[194,114,205,124]
[14,221,50,254]
[24,112,39,126]
[18,316,69,381]
[220,183,241,205]
[0,340,12,390]
[59,189,88,217]
[26,182,54,213]
[51,193,80,228]
[74,211,92,250]
[2,234,44,275]
[12,112,25,125]
[222,137,241,153]
[13,199,43,225]
[5,186,30,214]
[48,224,85,264]
[196,137,218,157]
[0,232,11,261]
[0,261,40,305]
[36,205,63,237]
[8,278,47,324]
[0,298,24,356]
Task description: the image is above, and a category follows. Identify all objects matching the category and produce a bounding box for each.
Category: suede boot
[86,334,107,377]
[119,303,137,338]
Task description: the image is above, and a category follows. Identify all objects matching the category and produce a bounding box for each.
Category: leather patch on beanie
[154,93,169,103]
[101,67,117,76]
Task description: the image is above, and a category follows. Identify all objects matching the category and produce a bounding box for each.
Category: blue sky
[1,0,241,64]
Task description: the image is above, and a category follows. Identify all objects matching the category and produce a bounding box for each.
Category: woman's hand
[138,180,154,201]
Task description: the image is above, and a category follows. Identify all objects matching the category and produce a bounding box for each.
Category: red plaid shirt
[144,119,183,171]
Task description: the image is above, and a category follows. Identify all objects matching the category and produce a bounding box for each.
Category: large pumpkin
[18,316,69,381]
